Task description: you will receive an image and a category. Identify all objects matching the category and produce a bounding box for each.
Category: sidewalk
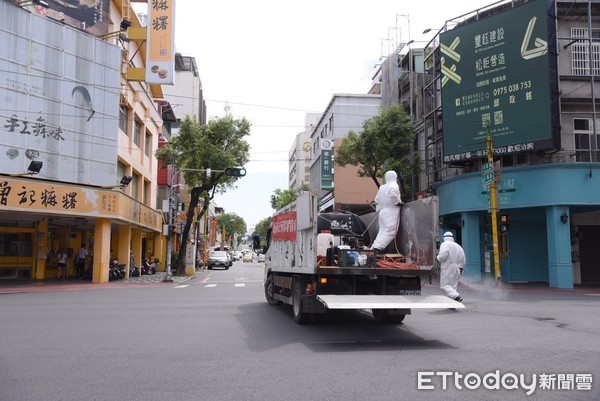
[0,271,198,294]
[2,273,599,295]
[425,276,600,295]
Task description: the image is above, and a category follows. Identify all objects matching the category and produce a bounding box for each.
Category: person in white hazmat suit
[437,231,465,302]
[371,170,403,252]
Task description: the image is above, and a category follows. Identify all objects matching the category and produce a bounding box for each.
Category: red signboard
[272,211,297,241]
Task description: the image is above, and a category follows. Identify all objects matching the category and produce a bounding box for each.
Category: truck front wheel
[265,274,282,306]
[292,280,309,324]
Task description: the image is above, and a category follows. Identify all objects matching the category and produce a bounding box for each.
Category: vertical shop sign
[146,0,176,85]
[320,139,333,190]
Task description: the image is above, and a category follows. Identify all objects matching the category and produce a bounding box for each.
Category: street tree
[155,112,250,276]
[335,104,420,197]
[217,213,246,248]
[253,217,271,246]
[270,183,310,210]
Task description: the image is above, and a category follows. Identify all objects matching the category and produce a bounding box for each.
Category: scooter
[141,258,157,275]
[130,263,140,277]
[108,259,119,281]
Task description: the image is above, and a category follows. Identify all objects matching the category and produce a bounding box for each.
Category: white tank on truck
[263,192,463,324]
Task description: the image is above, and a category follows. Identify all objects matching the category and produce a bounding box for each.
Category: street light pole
[163,169,182,282]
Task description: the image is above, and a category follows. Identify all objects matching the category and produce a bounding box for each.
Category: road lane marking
[174,285,189,288]
[235,283,245,287]
[205,284,218,288]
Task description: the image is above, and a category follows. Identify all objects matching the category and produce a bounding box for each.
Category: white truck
[263,192,463,323]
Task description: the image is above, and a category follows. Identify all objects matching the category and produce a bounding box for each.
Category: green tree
[335,104,420,197]
[253,217,272,244]
[155,111,250,275]
[217,213,246,248]
[270,188,297,210]
[270,183,309,210]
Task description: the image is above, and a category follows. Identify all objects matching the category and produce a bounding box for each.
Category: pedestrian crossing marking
[201,282,257,288]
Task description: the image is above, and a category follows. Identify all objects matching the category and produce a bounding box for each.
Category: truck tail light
[306,283,315,295]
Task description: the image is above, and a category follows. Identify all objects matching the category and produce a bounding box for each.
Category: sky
[138,0,501,230]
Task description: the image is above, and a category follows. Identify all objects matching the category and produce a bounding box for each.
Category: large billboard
[0,3,119,186]
[34,0,111,36]
[440,0,559,162]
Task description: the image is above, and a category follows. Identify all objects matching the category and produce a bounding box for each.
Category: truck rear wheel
[292,280,309,324]
[265,274,282,306]
[372,309,406,324]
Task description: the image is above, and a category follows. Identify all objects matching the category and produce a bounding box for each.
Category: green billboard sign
[440,0,558,162]
[321,149,333,189]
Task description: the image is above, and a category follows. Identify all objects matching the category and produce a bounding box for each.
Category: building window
[117,162,127,180]
[131,173,139,200]
[119,106,128,133]
[573,118,600,162]
[143,180,150,205]
[500,154,529,167]
[501,155,514,167]
[145,131,151,157]
[133,119,141,147]
[515,154,528,166]
[570,27,600,76]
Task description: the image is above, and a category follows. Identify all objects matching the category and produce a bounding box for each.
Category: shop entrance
[579,225,600,285]
[0,231,35,279]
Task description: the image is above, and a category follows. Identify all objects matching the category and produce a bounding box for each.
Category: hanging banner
[146,0,175,85]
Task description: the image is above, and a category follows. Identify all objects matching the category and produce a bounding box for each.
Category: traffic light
[253,235,260,251]
[224,167,246,177]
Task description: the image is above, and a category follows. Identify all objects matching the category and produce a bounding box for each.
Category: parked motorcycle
[109,258,125,281]
[141,258,158,275]
[130,263,140,277]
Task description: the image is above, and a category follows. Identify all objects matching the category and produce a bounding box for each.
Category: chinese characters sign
[146,0,175,84]
[4,113,65,141]
[440,0,558,162]
[0,178,162,232]
[272,212,297,241]
[321,149,333,189]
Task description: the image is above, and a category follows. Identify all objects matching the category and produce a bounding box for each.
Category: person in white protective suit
[437,231,465,302]
[371,170,403,252]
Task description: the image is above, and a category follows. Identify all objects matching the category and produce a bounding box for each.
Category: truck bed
[316,265,436,277]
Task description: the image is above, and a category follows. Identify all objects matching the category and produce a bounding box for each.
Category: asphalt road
[0,260,598,401]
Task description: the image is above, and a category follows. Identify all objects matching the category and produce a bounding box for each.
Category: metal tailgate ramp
[317,295,465,310]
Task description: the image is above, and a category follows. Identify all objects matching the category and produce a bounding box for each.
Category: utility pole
[163,169,181,283]
[487,134,502,282]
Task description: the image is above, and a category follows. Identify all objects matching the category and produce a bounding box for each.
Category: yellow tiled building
[0,0,172,283]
